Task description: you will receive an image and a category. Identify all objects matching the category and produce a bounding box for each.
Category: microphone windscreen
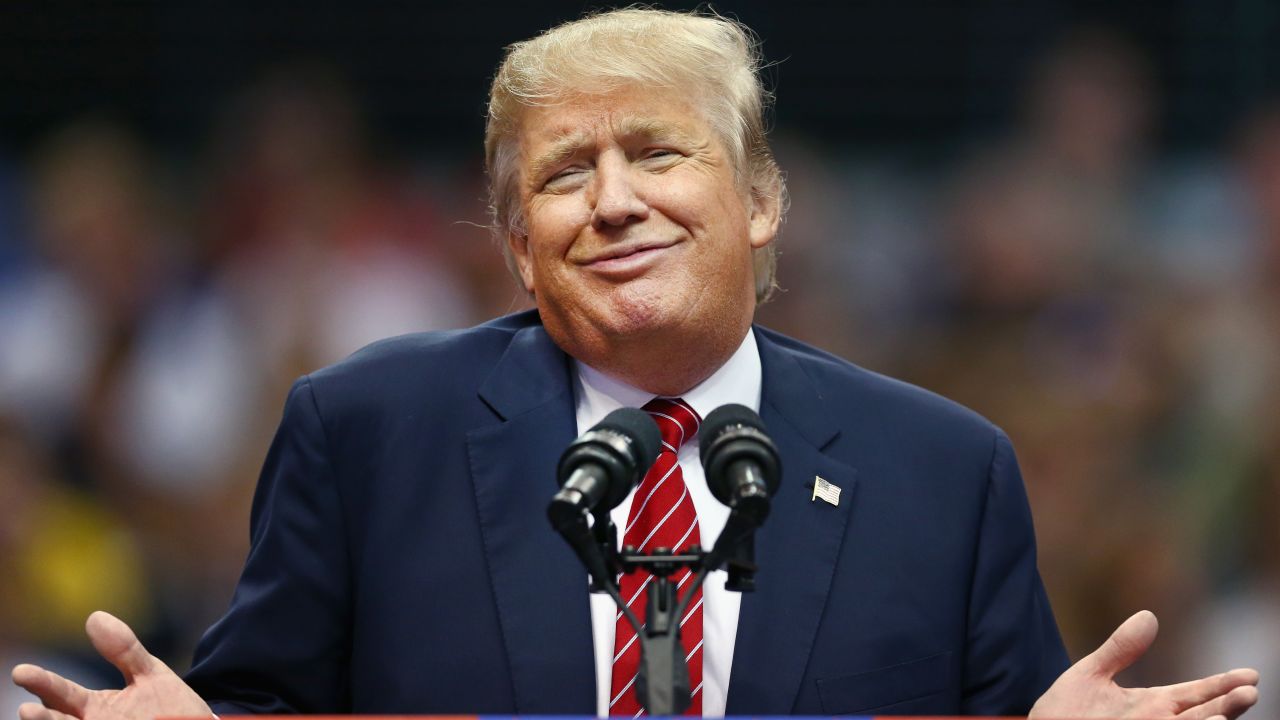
[597,406,662,470]
[698,403,765,463]
[699,403,781,506]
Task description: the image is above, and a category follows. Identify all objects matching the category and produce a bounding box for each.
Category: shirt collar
[572,329,762,435]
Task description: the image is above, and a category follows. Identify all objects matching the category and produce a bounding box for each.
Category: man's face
[508,85,777,381]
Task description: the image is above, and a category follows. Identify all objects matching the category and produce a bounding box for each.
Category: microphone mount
[564,490,766,715]
[549,403,780,716]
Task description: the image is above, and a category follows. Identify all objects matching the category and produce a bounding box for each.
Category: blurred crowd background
[2,0,1278,714]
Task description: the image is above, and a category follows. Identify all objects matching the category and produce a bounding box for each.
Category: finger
[85,610,162,682]
[1220,685,1259,720]
[11,665,91,717]
[1176,685,1260,720]
[1078,609,1159,679]
[1166,668,1261,710]
[17,702,78,720]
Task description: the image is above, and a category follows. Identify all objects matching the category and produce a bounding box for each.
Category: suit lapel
[466,323,596,713]
[725,329,858,714]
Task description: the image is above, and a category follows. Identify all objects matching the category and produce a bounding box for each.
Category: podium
[199,716,1030,719]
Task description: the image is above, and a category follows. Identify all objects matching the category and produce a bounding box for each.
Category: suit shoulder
[303,311,539,409]
[757,326,1001,443]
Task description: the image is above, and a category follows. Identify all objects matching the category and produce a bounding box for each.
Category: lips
[576,240,679,279]
[579,240,677,265]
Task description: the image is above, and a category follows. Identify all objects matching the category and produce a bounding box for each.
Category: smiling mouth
[579,243,676,278]
[583,242,675,264]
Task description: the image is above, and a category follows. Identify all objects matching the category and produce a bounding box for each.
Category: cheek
[671,187,753,259]
[525,202,585,264]
[666,167,747,222]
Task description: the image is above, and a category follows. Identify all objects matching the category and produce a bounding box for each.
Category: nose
[589,154,649,229]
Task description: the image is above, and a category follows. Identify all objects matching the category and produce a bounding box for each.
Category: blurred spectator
[1187,414,1280,719]
[0,118,269,666]
[903,27,1209,682]
[756,136,865,364]
[949,26,1155,312]
[1179,103,1280,717]
[203,64,476,387]
[0,417,151,646]
[0,417,146,710]
[0,121,164,449]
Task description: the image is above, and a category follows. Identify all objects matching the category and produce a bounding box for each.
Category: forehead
[516,88,712,158]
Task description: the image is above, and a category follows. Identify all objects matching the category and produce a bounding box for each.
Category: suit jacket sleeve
[185,376,353,713]
[961,429,1069,712]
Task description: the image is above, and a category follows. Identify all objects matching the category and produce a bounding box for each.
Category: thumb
[85,611,164,683]
[1079,609,1159,679]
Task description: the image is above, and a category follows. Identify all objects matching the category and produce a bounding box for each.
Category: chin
[599,289,672,337]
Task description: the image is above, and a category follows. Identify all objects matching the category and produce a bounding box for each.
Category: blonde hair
[485,7,786,302]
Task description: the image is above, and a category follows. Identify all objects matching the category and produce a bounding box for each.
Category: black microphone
[699,404,781,527]
[548,407,662,533]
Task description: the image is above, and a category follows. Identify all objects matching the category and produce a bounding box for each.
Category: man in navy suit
[11,8,1259,719]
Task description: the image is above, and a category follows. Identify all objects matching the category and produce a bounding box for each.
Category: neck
[559,321,750,397]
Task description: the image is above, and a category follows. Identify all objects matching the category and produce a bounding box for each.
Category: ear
[747,181,781,250]
[507,231,537,294]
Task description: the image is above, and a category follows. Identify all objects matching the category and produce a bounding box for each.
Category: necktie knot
[642,397,701,452]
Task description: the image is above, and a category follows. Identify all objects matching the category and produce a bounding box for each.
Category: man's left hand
[1030,610,1259,720]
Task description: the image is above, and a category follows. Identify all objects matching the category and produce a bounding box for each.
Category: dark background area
[4,1,1280,157]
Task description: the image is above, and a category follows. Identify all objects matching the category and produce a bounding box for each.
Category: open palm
[1030,611,1259,720]
[11,612,210,720]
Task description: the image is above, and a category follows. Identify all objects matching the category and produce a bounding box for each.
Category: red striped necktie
[609,397,703,717]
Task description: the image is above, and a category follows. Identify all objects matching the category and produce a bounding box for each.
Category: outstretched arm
[1030,610,1259,720]
[12,612,212,720]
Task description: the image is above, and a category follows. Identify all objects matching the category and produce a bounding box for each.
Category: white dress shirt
[574,330,762,718]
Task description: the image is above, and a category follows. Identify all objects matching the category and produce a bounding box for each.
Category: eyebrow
[527,128,593,186]
[615,116,696,145]
[525,116,698,186]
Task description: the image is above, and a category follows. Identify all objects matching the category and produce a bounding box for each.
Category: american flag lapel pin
[811,475,841,506]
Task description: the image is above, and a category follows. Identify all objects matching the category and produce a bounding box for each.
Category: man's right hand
[11,611,212,720]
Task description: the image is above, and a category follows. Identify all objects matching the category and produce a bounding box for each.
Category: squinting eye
[545,168,586,189]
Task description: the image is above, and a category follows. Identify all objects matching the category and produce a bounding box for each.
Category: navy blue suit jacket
[186,310,1068,715]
